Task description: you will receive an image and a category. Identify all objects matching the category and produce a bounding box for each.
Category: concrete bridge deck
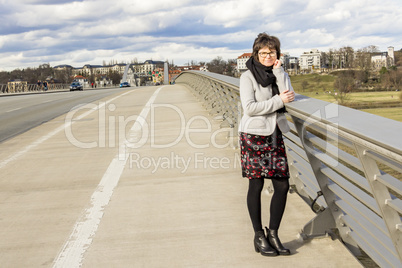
[0,84,362,267]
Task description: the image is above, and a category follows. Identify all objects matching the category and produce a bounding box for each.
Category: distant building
[281,52,290,70]
[53,64,73,71]
[168,65,208,82]
[176,65,193,71]
[286,56,300,75]
[175,65,207,72]
[371,46,395,69]
[199,65,208,72]
[237,53,252,73]
[169,69,182,83]
[72,75,88,87]
[299,49,321,71]
[132,60,165,74]
[109,63,127,74]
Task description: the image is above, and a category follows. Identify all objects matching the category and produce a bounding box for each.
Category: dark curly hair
[252,33,281,62]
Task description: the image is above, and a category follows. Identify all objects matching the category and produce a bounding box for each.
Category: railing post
[354,144,402,262]
[291,115,361,255]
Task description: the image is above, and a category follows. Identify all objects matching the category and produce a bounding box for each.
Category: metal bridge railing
[175,70,402,268]
[0,83,69,94]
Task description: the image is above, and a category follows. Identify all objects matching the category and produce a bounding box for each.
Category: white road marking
[52,86,164,268]
[6,107,22,113]
[0,91,131,169]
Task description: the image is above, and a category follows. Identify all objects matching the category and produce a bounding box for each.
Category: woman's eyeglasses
[258,51,277,58]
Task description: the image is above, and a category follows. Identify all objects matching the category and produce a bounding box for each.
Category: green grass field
[290,74,402,121]
[360,107,402,122]
[290,73,336,94]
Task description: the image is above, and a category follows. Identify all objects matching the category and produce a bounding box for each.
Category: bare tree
[207,56,226,74]
[301,80,309,92]
[131,57,138,64]
[108,70,122,85]
[54,68,72,83]
[354,45,379,83]
[38,63,53,81]
[394,49,402,66]
[381,67,402,91]
[339,46,355,68]
[334,71,356,104]
[226,59,237,76]
[328,48,337,69]
[321,52,329,69]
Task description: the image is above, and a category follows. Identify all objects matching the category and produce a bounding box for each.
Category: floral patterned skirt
[239,127,289,179]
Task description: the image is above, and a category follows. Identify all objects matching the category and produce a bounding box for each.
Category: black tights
[247,178,289,232]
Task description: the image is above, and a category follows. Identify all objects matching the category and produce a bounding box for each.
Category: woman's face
[258,46,277,67]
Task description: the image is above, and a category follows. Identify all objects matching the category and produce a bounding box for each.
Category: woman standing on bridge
[239,33,295,257]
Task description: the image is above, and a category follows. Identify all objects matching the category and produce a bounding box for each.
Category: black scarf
[246,57,286,114]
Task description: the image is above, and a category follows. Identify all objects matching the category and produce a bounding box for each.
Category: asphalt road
[0,88,131,143]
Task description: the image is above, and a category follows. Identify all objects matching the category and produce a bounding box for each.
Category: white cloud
[286,29,335,46]
[0,35,6,49]
[319,10,351,22]
[306,0,334,10]
[203,0,282,28]
[71,49,97,63]
[203,0,258,27]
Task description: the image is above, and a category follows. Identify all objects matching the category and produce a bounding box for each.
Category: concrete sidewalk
[81,85,362,267]
[0,84,362,267]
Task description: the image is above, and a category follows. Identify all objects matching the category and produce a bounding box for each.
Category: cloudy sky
[0,0,401,71]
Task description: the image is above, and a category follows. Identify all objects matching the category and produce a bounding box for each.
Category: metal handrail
[175,70,402,267]
[0,83,70,93]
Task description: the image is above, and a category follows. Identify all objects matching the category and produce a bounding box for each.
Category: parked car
[120,82,130,88]
[70,82,83,91]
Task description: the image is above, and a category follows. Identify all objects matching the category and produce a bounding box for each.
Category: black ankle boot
[254,230,277,256]
[266,228,290,255]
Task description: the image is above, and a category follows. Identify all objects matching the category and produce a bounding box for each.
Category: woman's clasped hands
[280,90,295,103]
